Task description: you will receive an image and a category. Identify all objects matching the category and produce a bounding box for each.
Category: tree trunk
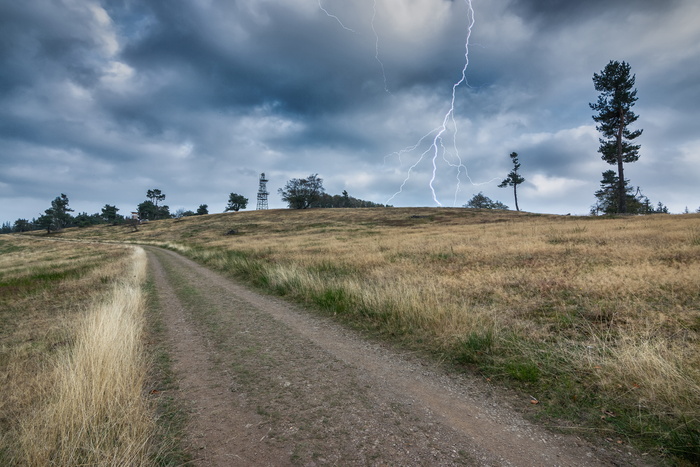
[513,185,519,212]
[616,108,626,213]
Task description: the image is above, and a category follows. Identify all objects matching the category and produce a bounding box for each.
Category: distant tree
[196,204,209,215]
[38,193,74,232]
[0,222,12,234]
[146,188,166,207]
[278,174,325,209]
[101,204,122,225]
[74,214,90,228]
[590,60,643,214]
[313,191,387,208]
[138,201,157,221]
[464,192,509,210]
[159,205,171,219]
[655,202,669,214]
[139,189,170,220]
[13,219,31,232]
[74,212,102,228]
[138,200,171,221]
[173,208,196,218]
[498,152,525,211]
[53,193,74,229]
[637,194,654,215]
[36,213,55,234]
[225,193,248,212]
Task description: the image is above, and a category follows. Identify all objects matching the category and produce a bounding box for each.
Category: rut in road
[147,247,644,467]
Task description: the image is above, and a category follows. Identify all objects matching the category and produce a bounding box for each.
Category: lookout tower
[256,173,269,210]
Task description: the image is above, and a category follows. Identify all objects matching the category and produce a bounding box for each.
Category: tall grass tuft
[18,247,154,466]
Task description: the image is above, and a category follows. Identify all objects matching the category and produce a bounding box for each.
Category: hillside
[28,208,700,462]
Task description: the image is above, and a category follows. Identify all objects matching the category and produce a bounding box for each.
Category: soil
[146,247,652,466]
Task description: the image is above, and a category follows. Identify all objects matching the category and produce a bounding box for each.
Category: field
[11,207,700,463]
[0,237,154,465]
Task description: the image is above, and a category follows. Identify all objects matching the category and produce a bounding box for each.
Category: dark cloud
[1,0,699,223]
[507,0,679,26]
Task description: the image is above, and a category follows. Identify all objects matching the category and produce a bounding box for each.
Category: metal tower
[256,173,269,210]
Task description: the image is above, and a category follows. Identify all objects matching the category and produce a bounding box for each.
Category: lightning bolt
[387,0,494,206]
[318,0,488,205]
[371,0,390,93]
[318,0,355,32]
[318,0,391,93]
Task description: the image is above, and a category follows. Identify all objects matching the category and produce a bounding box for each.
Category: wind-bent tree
[498,152,525,211]
[225,193,248,212]
[590,60,643,214]
[278,174,325,209]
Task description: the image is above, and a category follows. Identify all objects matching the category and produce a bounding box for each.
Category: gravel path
[147,247,648,466]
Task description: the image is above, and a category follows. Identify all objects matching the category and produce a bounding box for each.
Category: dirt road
[147,247,646,466]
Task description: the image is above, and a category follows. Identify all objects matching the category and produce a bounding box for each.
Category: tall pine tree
[590,60,643,214]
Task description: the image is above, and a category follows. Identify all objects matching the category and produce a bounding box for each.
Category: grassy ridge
[0,237,155,465]
[49,208,700,463]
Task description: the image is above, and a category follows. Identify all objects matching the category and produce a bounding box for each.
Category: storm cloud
[1,0,699,222]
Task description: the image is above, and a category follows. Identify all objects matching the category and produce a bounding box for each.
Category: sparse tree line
[462,60,682,215]
[0,189,213,234]
[1,179,387,234]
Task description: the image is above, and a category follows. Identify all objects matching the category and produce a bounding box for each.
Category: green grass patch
[505,361,541,383]
[310,287,353,314]
[454,330,493,364]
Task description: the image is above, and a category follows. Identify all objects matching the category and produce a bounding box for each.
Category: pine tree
[590,60,643,214]
[40,193,74,232]
[498,152,525,211]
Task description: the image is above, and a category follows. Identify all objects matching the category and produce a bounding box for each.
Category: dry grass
[52,208,700,461]
[0,237,154,465]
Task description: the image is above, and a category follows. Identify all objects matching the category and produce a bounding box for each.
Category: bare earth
[147,247,650,466]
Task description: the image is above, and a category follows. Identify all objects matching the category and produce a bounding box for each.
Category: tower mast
[256,173,269,210]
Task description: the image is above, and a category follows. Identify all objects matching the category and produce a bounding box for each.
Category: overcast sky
[2,0,699,223]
